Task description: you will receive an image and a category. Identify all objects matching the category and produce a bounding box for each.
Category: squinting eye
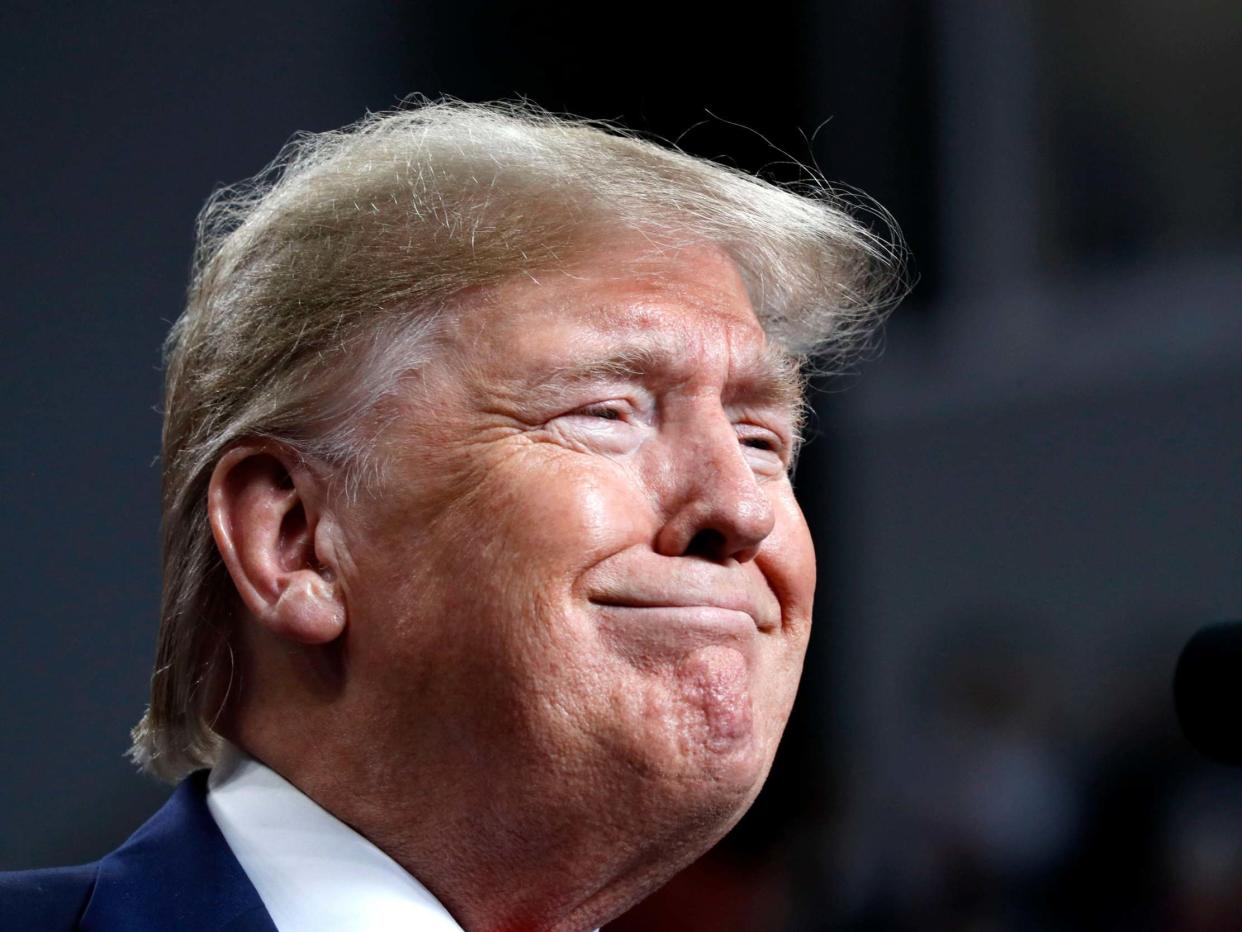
[578,404,625,421]
[551,402,643,453]
[741,436,777,452]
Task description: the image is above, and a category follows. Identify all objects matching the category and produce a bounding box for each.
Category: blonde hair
[130,98,903,781]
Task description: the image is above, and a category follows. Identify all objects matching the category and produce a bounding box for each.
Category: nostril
[685,528,727,561]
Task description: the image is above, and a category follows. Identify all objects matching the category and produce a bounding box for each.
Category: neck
[225,719,742,931]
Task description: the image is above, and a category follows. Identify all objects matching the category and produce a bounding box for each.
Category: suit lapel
[81,771,277,932]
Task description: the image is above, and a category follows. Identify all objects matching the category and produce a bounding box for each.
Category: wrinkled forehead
[441,237,803,398]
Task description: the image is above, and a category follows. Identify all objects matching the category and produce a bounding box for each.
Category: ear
[208,443,346,645]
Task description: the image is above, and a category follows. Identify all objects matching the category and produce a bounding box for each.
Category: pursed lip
[589,602,761,660]
[588,594,777,633]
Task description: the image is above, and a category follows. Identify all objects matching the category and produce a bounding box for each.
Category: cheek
[763,491,817,631]
[474,451,652,580]
[344,454,656,727]
[360,449,654,681]
[746,494,815,739]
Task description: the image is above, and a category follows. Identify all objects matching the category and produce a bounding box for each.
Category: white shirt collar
[206,743,464,932]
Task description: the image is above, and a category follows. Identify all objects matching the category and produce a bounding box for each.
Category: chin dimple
[675,646,754,751]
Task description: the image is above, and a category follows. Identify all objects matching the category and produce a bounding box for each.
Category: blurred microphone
[1174,621,1242,765]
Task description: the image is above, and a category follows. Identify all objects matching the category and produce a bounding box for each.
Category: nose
[652,415,776,563]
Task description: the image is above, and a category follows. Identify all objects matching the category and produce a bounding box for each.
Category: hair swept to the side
[129,96,906,782]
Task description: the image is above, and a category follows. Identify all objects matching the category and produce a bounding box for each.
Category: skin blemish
[674,646,754,753]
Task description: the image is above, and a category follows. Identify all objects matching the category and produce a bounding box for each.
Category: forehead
[445,240,793,386]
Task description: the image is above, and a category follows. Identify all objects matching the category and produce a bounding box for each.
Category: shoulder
[87,772,276,931]
[0,861,98,931]
[0,772,274,932]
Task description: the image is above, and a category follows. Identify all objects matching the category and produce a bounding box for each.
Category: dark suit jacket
[0,772,277,931]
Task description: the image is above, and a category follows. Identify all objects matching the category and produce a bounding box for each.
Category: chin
[672,643,770,776]
[692,727,775,808]
[660,705,778,825]
[603,643,786,821]
[644,738,773,867]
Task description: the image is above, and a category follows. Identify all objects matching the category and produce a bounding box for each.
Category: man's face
[335,238,816,842]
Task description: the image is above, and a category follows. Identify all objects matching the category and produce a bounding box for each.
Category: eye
[549,400,645,454]
[552,400,642,433]
[578,403,626,421]
[735,423,791,473]
[736,426,785,455]
[741,435,777,452]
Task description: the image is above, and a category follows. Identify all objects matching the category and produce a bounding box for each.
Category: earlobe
[270,571,346,645]
[208,444,347,646]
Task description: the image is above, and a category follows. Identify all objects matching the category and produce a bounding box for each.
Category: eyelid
[559,391,650,421]
[734,420,791,455]
[575,401,629,419]
[553,397,793,462]
[548,398,647,432]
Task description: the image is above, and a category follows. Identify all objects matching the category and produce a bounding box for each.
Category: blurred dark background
[3,2,1240,929]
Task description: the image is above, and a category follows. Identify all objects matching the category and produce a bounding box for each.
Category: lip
[589,595,776,633]
[594,602,756,628]
[591,603,759,656]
